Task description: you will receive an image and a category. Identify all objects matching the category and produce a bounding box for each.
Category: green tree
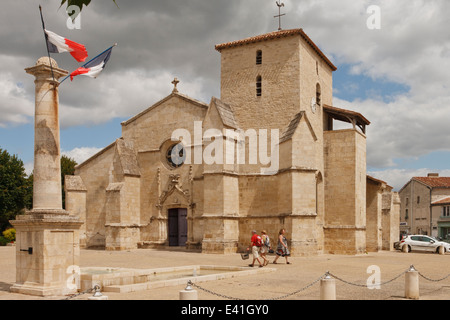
[61,155,77,209]
[0,149,32,232]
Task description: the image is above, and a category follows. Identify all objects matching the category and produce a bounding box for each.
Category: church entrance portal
[168,208,188,246]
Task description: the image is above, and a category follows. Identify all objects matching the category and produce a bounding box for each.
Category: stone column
[28,57,67,211]
[10,57,83,297]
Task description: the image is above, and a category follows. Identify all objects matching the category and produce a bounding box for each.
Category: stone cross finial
[172,77,180,93]
[274,1,286,31]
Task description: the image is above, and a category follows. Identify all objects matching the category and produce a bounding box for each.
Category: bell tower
[215,28,336,132]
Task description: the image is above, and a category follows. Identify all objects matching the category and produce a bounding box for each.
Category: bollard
[402,244,409,253]
[320,273,336,300]
[179,281,198,300]
[405,266,419,300]
[439,245,445,255]
[88,285,109,300]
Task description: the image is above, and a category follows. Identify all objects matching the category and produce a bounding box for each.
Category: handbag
[240,252,250,260]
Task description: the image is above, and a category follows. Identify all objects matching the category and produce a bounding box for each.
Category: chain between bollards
[182,265,449,301]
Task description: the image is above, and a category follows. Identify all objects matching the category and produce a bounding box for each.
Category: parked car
[396,235,450,253]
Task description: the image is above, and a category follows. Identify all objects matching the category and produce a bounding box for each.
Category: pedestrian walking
[273,228,291,264]
[260,230,270,266]
[247,230,264,267]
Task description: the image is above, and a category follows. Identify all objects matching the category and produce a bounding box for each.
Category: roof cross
[172,77,179,93]
[274,1,286,31]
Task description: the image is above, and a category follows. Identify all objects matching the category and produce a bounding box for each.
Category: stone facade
[366,176,401,252]
[71,29,399,255]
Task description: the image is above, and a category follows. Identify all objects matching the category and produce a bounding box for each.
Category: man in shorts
[247,230,264,267]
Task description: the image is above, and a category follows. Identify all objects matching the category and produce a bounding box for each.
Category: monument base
[10,282,76,297]
[10,210,83,297]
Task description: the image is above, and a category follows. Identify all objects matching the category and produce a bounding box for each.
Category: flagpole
[59,43,117,85]
[39,5,56,84]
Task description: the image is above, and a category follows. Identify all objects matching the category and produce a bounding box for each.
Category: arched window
[256,50,262,65]
[256,75,262,97]
[316,83,321,107]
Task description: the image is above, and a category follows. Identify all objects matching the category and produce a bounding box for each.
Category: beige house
[66,28,400,255]
[399,173,450,239]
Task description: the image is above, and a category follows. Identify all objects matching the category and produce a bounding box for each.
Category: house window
[406,197,409,206]
[405,209,409,220]
[256,50,262,65]
[443,206,450,217]
[256,75,262,97]
[417,196,420,204]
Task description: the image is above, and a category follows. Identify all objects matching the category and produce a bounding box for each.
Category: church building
[66,28,400,255]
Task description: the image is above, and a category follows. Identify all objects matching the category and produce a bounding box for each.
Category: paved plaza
[0,246,448,300]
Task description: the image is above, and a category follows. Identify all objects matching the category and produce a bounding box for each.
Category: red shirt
[251,234,261,246]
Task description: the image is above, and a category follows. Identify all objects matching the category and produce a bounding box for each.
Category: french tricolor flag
[70,45,115,81]
[44,29,88,63]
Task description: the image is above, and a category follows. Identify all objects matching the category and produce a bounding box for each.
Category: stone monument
[10,57,83,297]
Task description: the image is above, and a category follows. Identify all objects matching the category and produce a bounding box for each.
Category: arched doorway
[168,208,188,246]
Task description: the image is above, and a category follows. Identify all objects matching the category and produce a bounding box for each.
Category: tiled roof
[115,139,141,177]
[323,104,370,126]
[280,111,317,143]
[210,97,238,129]
[432,196,450,206]
[280,112,304,143]
[215,28,337,71]
[367,175,394,191]
[413,177,450,188]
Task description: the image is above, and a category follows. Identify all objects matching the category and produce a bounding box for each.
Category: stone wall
[75,142,116,248]
[366,178,382,252]
[105,175,141,251]
[382,191,400,250]
[324,129,367,254]
[65,175,87,247]
[220,36,301,131]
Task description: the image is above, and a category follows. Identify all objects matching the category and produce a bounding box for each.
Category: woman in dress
[273,228,291,264]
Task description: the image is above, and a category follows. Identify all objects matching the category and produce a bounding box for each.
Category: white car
[398,235,450,253]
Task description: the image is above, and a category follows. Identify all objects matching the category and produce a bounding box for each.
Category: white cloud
[0,56,34,127]
[368,168,450,191]
[296,0,450,169]
[2,0,450,176]
[23,161,34,176]
[59,69,208,128]
[62,147,102,164]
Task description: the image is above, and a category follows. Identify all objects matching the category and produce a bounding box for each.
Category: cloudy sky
[0,0,449,190]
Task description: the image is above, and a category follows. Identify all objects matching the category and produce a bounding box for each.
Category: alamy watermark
[366,265,381,289]
[66,4,381,31]
[366,5,381,30]
[170,121,280,175]
[66,5,82,30]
